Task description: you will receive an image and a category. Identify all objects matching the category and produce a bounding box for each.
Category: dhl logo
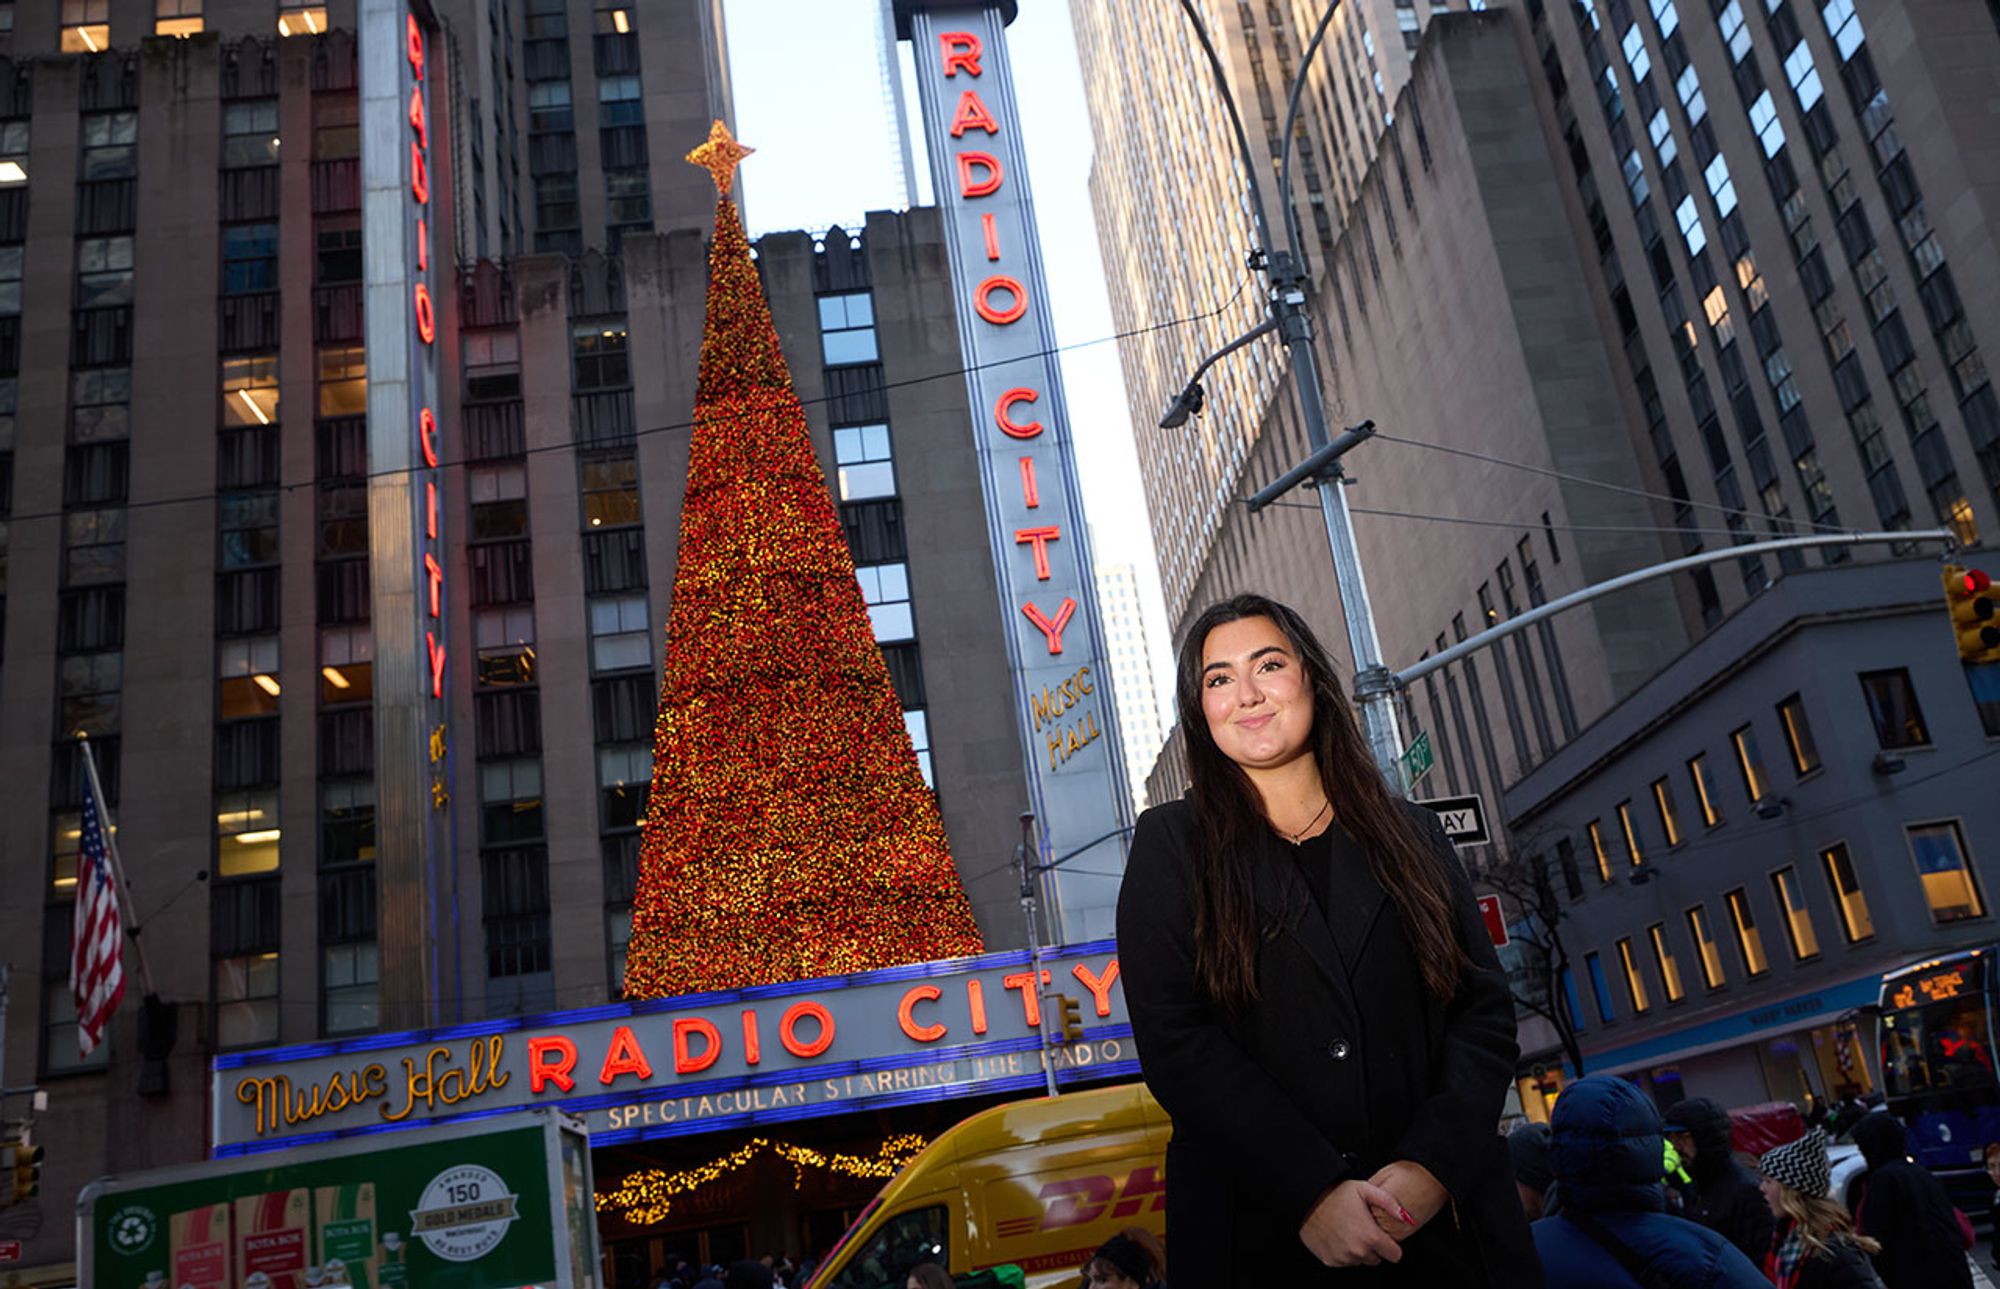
[993,1167,1166,1239]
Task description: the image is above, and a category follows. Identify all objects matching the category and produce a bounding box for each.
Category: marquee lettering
[741,1009,762,1066]
[1072,959,1120,1017]
[380,1037,508,1123]
[1019,456,1039,508]
[974,274,1027,325]
[949,90,999,137]
[967,977,989,1035]
[528,1035,578,1093]
[235,1064,390,1137]
[1001,970,1049,1027]
[1020,597,1077,654]
[780,1001,836,1058]
[599,1024,654,1085]
[939,30,982,77]
[897,984,947,1043]
[958,150,1002,198]
[982,212,1001,261]
[673,1018,722,1075]
[994,387,1043,438]
[1014,525,1061,581]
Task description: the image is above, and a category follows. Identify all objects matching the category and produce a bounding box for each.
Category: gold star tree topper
[687,120,754,197]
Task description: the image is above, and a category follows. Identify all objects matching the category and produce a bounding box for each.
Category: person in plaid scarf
[1756,1131,1883,1289]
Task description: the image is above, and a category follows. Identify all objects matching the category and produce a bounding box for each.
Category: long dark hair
[1175,593,1468,1009]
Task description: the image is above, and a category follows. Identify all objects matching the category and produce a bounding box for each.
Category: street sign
[1400,731,1434,788]
[0,1239,21,1263]
[1416,793,1491,846]
[1477,894,1509,948]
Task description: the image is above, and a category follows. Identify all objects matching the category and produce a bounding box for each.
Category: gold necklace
[1284,798,1332,843]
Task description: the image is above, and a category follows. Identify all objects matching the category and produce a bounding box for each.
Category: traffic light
[1944,564,2000,665]
[1053,994,1084,1045]
[3,1131,40,1204]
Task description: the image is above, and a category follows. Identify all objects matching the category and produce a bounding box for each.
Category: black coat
[1788,1237,1885,1289]
[1665,1098,1775,1264]
[1848,1114,1972,1289]
[1116,798,1541,1286]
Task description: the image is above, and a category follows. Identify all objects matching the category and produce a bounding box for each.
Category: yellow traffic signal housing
[8,1141,41,1203]
[1054,993,1084,1044]
[1944,564,2000,665]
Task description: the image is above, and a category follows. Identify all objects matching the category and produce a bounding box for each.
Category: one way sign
[1416,793,1491,846]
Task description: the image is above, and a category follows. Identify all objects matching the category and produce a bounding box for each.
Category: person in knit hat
[1756,1130,1883,1289]
[1662,1097,1775,1264]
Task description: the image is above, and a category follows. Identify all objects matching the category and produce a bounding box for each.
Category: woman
[1117,594,1539,1285]
[1756,1131,1883,1289]
[1078,1232,1162,1289]
[904,1265,953,1289]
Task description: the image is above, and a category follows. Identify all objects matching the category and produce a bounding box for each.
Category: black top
[1115,797,1543,1287]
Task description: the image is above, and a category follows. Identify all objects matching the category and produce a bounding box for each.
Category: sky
[722,0,1180,720]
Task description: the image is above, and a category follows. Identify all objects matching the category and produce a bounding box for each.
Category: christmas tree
[622,123,985,999]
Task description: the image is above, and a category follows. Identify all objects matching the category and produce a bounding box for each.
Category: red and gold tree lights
[621,123,984,1000]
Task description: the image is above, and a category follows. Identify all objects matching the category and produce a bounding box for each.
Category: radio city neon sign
[939,30,1078,658]
[406,13,446,700]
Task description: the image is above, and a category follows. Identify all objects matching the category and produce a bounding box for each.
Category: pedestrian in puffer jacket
[1846,1114,1971,1289]
[1663,1097,1776,1265]
[1755,1130,1884,1289]
[1532,1076,1768,1289]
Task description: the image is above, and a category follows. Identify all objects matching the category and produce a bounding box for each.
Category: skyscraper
[1094,559,1167,812]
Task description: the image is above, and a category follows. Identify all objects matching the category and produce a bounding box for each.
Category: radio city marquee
[899,0,1131,939]
[211,944,1131,1155]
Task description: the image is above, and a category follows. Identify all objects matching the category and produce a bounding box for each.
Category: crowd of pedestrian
[1522,1074,1981,1289]
[643,1254,809,1289]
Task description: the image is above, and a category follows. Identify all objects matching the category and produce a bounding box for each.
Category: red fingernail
[1396,1205,1416,1226]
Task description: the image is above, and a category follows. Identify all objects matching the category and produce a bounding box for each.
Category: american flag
[71,750,126,1055]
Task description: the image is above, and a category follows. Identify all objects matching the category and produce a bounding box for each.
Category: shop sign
[213,944,1129,1153]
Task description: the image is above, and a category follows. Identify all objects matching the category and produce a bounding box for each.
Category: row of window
[1578,818,1984,1027]
[43,1,329,49]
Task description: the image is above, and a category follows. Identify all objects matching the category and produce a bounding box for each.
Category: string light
[620,129,983,1000]
[596,1133,929,1225]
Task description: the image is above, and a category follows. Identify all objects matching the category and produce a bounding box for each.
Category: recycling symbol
[109,1205,158,1254]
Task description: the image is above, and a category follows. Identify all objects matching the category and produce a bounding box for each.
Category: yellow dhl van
[806,1082,1169,1289]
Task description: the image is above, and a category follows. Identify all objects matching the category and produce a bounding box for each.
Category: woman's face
[1199,615,1315,772]
[1759,1174,1786,1217]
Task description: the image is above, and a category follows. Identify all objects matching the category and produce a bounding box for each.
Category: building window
[322,941,377,1035]
[528,82,573,134]
[572,323,630,391]
[1686,904,1725,989]
[605,168,651,227]
[1616,937,1651,1014]
[479,759,545,846]
[320,779,375,863]
[319,626,372,704]
[1731,724,1771,804]
[222,223,279,295]
[536,175,580,234]
[219,635,280,718]
[215,952,280,1047]
[1584,950,1616,1023]
[857,562,914,642]
[818,293,879,365]
[598,75,643,127]
[0,245,20,315]
[156,0,202,37]
[1554,837,1584,899]
[315,218,363,285]
[1648,923,1686,1003]
[277,3,327,37]
[219,491,279,569]
[525,0,567,38]
[1587,820,1613,883]
[313,94,359,160]
[469,463,529,541]
[595,1,633,33]
[76,235,133,308]
[835,423,896,501]
[59,651,121,735]
[1859,669,1930,749]
[63,508,126,586]
[73,368,131,444]
[1617,801,1644,870]
[1777,693,1821,775]
[1908,820,1986,923]
[1725,886,1769,976]
[607,906,633,996]
[316,345,367,418]
[581,453,640,528]
[222,101,280,170]
[1770,866,1821,961]
[216,789,280,877]
[1819,843,1874,942]
[1688,753,1722,826]
[464,331,522,401]
[598,744,649,830]
[905,709,933,787]
[61,0,108,52]
[81,111,137,180]
[589,595,651,673]
[43,974,111,1073]
[1651,777,1683,847]
[475,606,537,688]
[223,355,280,427]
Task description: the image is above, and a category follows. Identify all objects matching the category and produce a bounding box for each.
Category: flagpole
[77,733,158,997]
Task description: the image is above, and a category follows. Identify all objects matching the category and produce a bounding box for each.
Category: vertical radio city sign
[898,0,1132,939]
[363,0,458,1027]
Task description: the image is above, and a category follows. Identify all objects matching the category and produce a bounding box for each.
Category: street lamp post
[1167,0,1410,786]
